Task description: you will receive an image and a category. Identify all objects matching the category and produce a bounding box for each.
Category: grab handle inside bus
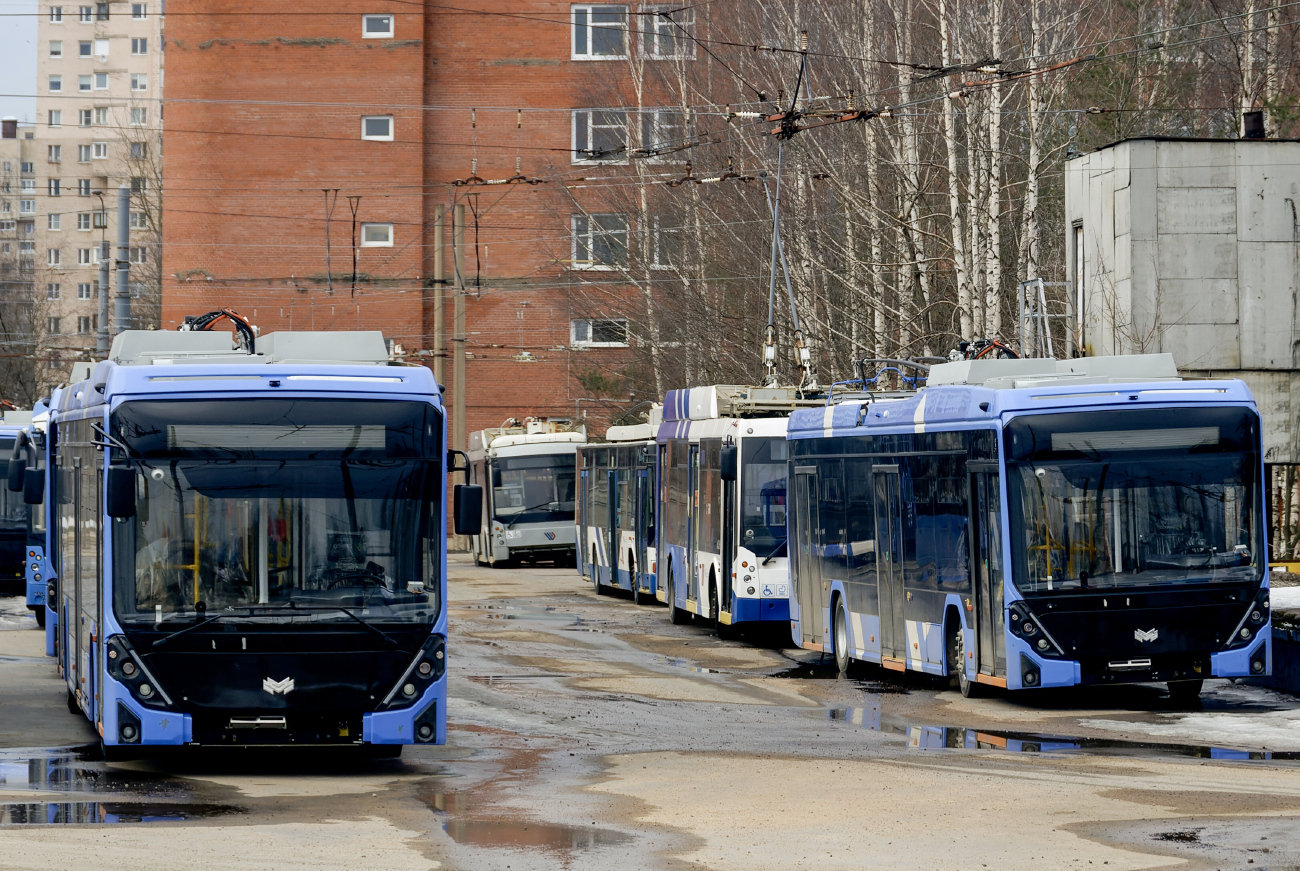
[22,468,44,505]
[453,484,483,536]
[106,467,137,518]
[720,443,738,482]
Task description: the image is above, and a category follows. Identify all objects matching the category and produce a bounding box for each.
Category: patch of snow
[1271,586,1300,610]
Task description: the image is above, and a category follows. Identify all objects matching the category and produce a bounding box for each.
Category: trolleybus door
[969,465,1005,676]
[721,464,735,614]
[793,467,822,646]
[687,444,699,604]
[607,467,619,586]
[873,465,905,663]
[577,465,588,577]
[71,455,83,708]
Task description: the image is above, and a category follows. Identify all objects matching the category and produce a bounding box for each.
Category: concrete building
[1065,137,1300,464]
[34,0,164,370]
[1,118,39,292]
[160,1,666,441]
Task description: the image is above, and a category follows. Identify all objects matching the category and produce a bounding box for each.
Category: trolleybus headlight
[1023,671,1039,686]
[138,683,154,698]
[1250,609,1266,624]
[1036,638,1050,651]
[121,660,136,676]
[435,649,444,660]
[1240,627,1252,640]
[33,573,40,582]
[402,683,417,697]
[747,587,755,596]
[121,724,137,741]
[1022,621,1037,635]
[418,660,433,677]
[417,724,434,741]
[1252,659,1266,674]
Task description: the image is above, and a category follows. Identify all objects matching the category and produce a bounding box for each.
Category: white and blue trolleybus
[786,354,1270,701]
[577,414,659,603]
[45,324,481,754]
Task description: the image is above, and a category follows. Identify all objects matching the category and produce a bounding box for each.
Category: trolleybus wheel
[592,547,606,596]
[949,620,980,698]
[668,571,689,625]
[833,597,851,675]
[367,744,404,759]
[1167,679,1204,706]
[630,554,646,606]
[34,607,45,629]
[66,688,80,715]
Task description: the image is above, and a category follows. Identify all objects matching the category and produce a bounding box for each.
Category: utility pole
[96,241,109,355]
[113,184,131,335]
[453,203,466,456]
[433,204,445,386]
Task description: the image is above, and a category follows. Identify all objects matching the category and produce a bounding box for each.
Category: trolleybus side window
[697,440,721,555]
[666,439,689,546]
[740,437,787,554]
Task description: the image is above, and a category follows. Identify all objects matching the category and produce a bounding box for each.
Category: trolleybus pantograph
[786,353,1270,702]
[47,325,481,754]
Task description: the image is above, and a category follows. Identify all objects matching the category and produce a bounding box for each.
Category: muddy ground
[1,555,1298,870]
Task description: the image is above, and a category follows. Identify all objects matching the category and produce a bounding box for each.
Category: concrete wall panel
[1157,188,1236,234]
[1160,323,1240,369]
[1156,142,1235,187]
[1156,234,1238,280]
[1158,279,1238,324]
[1239,241,1297,368]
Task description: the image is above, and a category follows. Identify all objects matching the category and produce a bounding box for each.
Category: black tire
[668,570,689,625]
[66,688,80,716]
[833,597,851,675]
[367,744,404,759]
[631,554,646,605]
[1167,679,1204,705]
[100,742,133,762]
[35,607,46,629]
[592,547,607,596]
[949,620,980,698]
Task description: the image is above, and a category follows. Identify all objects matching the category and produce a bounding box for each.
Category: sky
[0,0,37,123]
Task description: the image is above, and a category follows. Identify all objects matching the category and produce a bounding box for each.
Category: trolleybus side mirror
[106,467,137,518]
[720,444,738,482]
[22,469,44,505]
[6,456,26,492]
[453,484,483,536]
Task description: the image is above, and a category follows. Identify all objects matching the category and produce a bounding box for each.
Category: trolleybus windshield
[492,455,576,526]
[111,399,442,626]
[741,437,788,553]
[1005,406,1262,594]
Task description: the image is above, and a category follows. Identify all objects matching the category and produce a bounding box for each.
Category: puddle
[0,749,194,796]
[658,657,729,675]
[824,705,1300,762]
[424,791,631,854]
[468,674,567,685]
[0,801,238,825]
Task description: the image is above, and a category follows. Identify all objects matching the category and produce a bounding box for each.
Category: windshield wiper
[151,614,225,650]
[240,602,404,650]
[761,538,788,566]
[505,500,559,528]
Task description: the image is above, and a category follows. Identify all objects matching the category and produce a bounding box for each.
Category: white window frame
[47,178,61,196]
[93,38,109,59]
[92,210,107,228]
[572,109,628,164]
[49,6,63,23]
[131,73,147,91]
[571,5,628,60]
[361,115,393,141]
[78,315,93,335]
[48,75,62,92]
[78,40,91,57]
[641,5,694,59]
[48,213,62,231]
[129,107,147,126]
[131,37,147,54]
[77,282,93,299]
[48,317,61,335]
[570,317,630,348]
[48,110,62,127]
[640,108,687,161]
[48,283,62,300]
[78,75,91,92]
[131,2,147,19]
[48,144,62,163]
[93,72,109,91]
[77,180,92,196]
[129,211,147,229]
[47,248,62,267]
[129,247,147,263]
[77,247,94,265]
[49,40,63,57]
[129,142,147,159]
[362,14,393,37]
[93,107,108,125]
[77,212,91,230]
[571,213,628,270]
[92,141,108,159]
[79,109,92,127]
[78,144,91,162]
[360,223,393,247]
[78,5,91,22]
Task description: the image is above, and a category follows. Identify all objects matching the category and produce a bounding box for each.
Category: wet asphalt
[1,557,1299,870]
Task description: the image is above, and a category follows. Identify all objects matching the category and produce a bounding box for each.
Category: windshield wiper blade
[240,602,404,650]
[505,500,559,528]
[151,614,224,650]
[761,538,788,566]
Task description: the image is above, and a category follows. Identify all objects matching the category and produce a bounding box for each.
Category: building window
[78,109,92,127]
[47,179,61,196]
[48,75,62,92]
[361,115,393,141]
[129,247,147,263]
[130,177,147,192]
[78,75,91,92]
[48,317,61,335]
[0,221,13,231]
[93,107,108,125]
[572,110,628,163]
[48,145,62,163]
[48,213,62,230]
[76,212,90,230]
[641,109,686,158]
[93,72,108,90]
[77,247,94,264]
[77,144,90,162]
[571,214,628,269]
[642,5,693,58]
[95,3,108,20]
[47,283,61,300]
[47,249,62,267]
[131,3,146,18]
[93,38,109,58]
[79,40,91,56]
[78,315,93,334]
[648,215,680,266]
[129,210,147,229]
[129,107,147,125]
[572,5,627,59]
[20,178,34,192]
[77,179,91,196]
[92,210,106,228]
[49,40,63,57]
[129,142,147,159]
[48,109,62,127]
[571,318,629,347]
[131,74,147,91]
[92,141,108,159]
[78,5,91,21]
[362,14,393,37]
[360,223,392,247]
[77,282,93,299]
[49,6,63,22]
[131,37,147,54]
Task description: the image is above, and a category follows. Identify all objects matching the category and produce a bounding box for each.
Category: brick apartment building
[161,2,698,439]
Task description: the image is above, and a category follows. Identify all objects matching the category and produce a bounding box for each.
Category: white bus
[576,418,658,603]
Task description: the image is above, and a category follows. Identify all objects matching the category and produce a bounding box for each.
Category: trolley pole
[433,204,445,386]
[113,184,131,335]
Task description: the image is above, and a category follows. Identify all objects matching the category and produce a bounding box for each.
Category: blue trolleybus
[46,325,480,754]
[3,408,51,626]
[786,354,1270,701]
[658,386,821,636]
[577,419,659,603]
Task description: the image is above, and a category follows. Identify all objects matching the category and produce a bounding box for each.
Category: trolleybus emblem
[1134,628,1159,643]
[262,677,295,695]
